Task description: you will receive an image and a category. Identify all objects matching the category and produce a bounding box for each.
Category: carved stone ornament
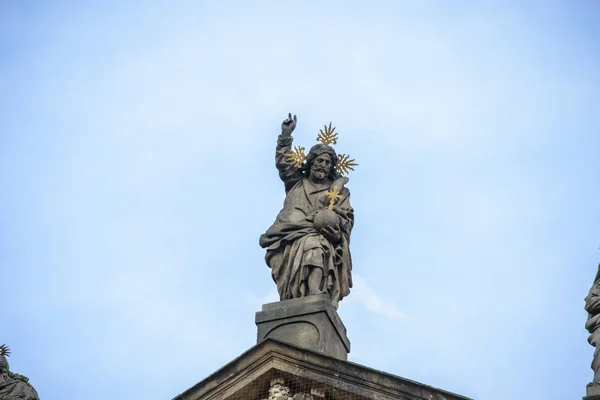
[260,378,314,400]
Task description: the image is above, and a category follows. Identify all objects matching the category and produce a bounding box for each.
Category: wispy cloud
[245,291,280,309]
[351,274,407,319]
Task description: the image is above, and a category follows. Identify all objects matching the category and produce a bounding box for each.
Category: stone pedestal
[255,294,350,360]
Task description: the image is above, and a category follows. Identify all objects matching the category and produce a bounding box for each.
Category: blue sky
[1,1,598,399]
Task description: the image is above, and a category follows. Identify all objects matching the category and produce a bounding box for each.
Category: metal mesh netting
[225,370,370,400]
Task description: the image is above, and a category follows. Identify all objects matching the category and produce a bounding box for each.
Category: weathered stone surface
[586,382,600,399]
[257,378,315,400]
[171,339,473,400]
[256,294,350,360]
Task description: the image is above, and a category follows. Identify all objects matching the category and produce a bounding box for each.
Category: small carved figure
[260,379,314,400]
[261,379,291,400]
[259,114,357,309]
[0,345,39,400]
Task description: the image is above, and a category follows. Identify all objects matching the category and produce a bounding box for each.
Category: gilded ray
[336,154,358,176]
[0,344,10,357]
[285,146,306,168]
[317,122,338,146]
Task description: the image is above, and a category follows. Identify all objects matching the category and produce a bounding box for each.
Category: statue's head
[304,144,340,182]
[0,346,9,374]
[592,280,600,295]
[267,380,290,400]
[0,356,8,374]
[589,265,600,298]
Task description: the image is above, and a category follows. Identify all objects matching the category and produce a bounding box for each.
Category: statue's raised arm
[281,112,297,138]
[275,113,303,192]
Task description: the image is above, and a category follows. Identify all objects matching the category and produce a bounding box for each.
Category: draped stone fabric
[260,135,353,309]
[0,356,39,400]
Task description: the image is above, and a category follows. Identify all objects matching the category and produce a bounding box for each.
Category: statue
[259,378,314,400]
[0,345,39,400]
[259,114,357,309]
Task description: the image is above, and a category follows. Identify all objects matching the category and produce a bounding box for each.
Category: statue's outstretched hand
[281,113,297,137]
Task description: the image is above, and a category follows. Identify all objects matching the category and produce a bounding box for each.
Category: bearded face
[0,363,8,383]
[309,153,333,182]
[0,357,8,374]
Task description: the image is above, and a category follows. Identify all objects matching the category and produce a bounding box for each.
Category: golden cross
[324,185,342,210]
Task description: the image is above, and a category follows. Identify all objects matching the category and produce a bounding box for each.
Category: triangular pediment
[172,339,472,400]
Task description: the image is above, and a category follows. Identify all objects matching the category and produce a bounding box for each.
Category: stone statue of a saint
[259,114,355,309]
[586,265,600,396]
[0,346,39,400]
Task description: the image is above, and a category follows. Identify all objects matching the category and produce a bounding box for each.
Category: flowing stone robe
[0,377,38,400]
[0,364,39,400]
[259,135,353,308]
